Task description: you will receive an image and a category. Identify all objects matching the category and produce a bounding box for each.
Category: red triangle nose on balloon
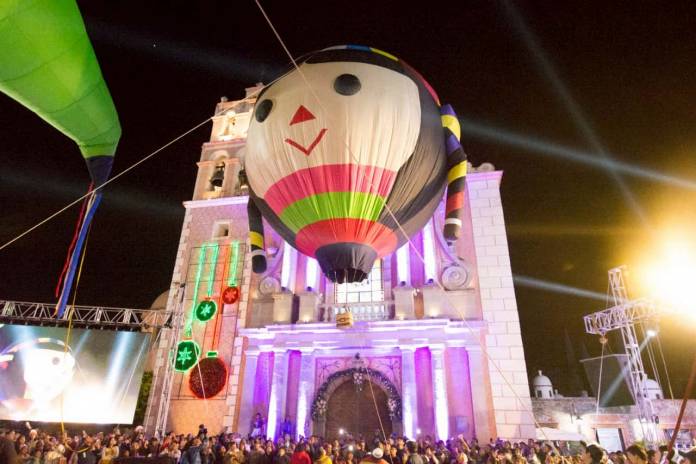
[290,105,316,126]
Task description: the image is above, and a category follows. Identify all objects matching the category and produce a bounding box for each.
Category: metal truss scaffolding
[0,300,174,330]
[583,266,660,444]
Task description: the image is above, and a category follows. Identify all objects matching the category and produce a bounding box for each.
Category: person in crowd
[101,436,119,464]
[626,445,648,464]
[1,428,19,464]
[360,448,389,464]
[162,441,183,462]
[679,449,696,464]
[406,441,424,464]
[224,441,245,464]
[316,447,333,464]
[201,440,215,464]
[293,443,314,464]
[3,419,693,464]
[182,437,204,464]
[582,444,606,464]
[248,442,267,464]
[251,414,265,439]
[275,446,292,464]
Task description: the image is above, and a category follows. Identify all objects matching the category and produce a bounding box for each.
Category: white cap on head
[373,448,384,459]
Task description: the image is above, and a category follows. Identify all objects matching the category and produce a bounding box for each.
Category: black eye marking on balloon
[333,74,361,96]
[255,99,273,122]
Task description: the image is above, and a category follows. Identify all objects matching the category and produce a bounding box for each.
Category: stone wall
[469,171,536,439]
[532,397,696,444]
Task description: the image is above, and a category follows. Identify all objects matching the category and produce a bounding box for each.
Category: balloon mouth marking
[284,128,328,156]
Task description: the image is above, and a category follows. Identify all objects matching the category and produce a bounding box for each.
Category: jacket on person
[182,445,203,464]
[292,451,313,464]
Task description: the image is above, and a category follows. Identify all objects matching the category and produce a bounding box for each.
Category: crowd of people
[1,422,694,464]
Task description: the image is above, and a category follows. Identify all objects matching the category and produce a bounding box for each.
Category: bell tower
[144,85,269,435]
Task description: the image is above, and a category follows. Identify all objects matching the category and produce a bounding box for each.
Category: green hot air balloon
[0,0,121,185]
[0,0,121,316]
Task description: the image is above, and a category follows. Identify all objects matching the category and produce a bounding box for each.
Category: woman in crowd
[101,437,119,464]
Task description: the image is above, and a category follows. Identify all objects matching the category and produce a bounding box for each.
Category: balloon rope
[0,87,275,254]
[55,183,93,297]
[655,333,675,400]
[253,0,557,443]
[60,223,92,435]
[55,193,101,317]
[595,340,606,415]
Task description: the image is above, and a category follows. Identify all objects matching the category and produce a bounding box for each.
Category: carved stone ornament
[259,275,281,295]
[441,264,469,290]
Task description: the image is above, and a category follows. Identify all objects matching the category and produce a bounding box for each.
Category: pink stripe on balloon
[264,164,397,214]
[295,218,398,258]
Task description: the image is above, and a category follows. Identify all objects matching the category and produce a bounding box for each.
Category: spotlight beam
[85,18,284,82]
[499,0,648,225]
[513,275,608,302]
[459,117,696,191]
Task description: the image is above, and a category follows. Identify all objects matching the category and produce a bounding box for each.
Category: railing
[0,300,174,330]
[322,300,393,323]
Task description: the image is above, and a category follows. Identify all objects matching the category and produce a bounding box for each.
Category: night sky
[1,1,695,397]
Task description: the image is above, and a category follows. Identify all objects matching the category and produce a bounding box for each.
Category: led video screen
[0,324,150,424]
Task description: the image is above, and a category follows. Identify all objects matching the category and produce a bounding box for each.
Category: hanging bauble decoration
[195,299,217,322]
[173,340,200,372]
[189,355,228,399]
[222,286,240,305]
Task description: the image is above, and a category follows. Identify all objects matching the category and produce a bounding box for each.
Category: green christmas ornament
[195,299,217,322]
[173,340,200,372]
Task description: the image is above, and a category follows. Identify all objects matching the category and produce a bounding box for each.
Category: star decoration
[173,340,200,372]
[195,299,217,322]
[177,347,192,364]
[200,301,213,316]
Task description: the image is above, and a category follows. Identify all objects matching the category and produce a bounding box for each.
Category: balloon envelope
[0,0,121,184]
[245,46,447,282]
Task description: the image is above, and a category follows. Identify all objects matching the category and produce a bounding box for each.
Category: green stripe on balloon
[279,191,385,233]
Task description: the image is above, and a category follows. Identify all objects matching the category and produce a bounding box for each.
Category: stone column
[422,284,445,319]
[401,347,419,438]
[272,290,293,324]
[393,285,416,320]
[298,290,322,322]
[431,346,449,440]
[267,349,289,439]
[296,348,316,439]
[237,350,259,437]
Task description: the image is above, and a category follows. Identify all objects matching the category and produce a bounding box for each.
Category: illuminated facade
[144,88,535,441]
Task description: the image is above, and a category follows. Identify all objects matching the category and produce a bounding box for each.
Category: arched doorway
[325,379,392,440]
[311,367,402,439]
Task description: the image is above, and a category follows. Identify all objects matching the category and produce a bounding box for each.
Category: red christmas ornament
[222,286,240,304]
[189,356,227,399]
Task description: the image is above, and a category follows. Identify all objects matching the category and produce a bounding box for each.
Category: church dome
[533,370,554,399]
[533,370,553,387]
[645,378,663,400]
[150,290,170,310]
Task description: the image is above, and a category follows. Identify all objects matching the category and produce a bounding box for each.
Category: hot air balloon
[243,45,467,283]
[0,0,121,314]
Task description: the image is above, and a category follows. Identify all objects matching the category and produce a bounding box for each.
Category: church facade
[144,87,535,441]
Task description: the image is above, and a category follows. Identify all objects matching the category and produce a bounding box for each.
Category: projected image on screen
[0,324,149,424]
